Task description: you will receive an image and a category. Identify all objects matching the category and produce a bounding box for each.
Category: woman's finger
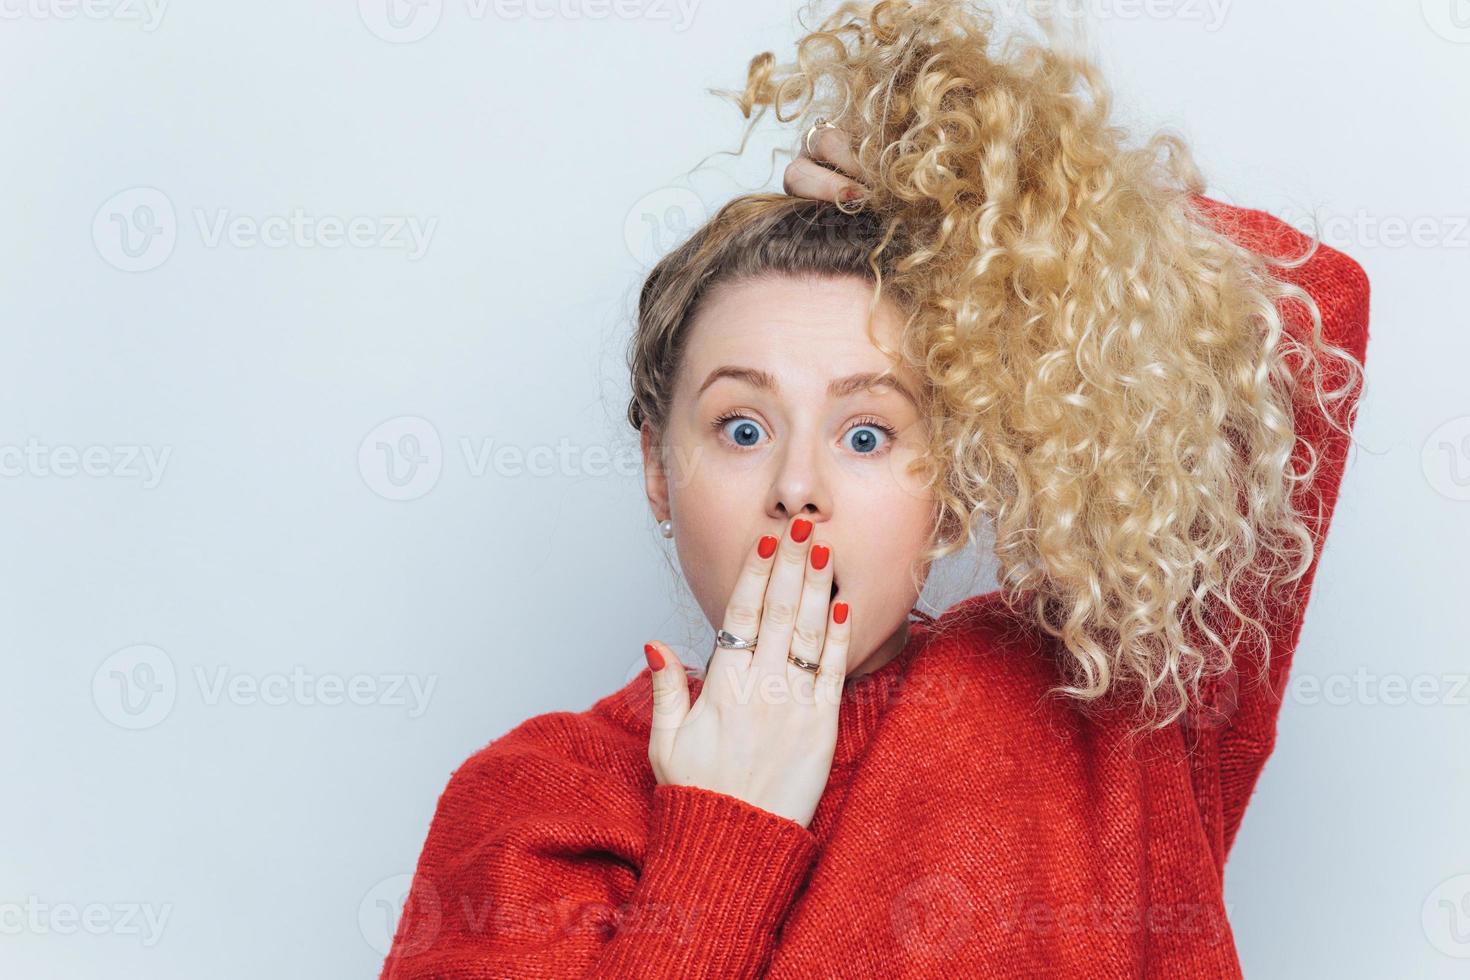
[786,539,834,684]
[813,599,851,713]
[804,122,862,178]
[782,156,866,204]
[645,640,688,771]
[751,514,816,676]
[706,530,781,691]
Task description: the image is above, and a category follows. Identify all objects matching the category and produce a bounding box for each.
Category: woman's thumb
[644,641,688,755]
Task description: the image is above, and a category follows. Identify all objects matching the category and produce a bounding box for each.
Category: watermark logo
[360,874,442,957]
[93,187,438,271]
[1423,416,1470,501]
[1180,661,1242,732]
[359,0,443,42]
[1423,873,1470,957]
[890,872,977,959]
[357,415,696,502]
[358,871,704,954]
[92,644,177,730]
[359,416,444,502]
[1422,0,1470,43]
[93,187,176,273]
[91,644,437,729]
[623,186,707,266]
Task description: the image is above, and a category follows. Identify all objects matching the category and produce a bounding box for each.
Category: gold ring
[787,651,820,673]
[804,116,836,158]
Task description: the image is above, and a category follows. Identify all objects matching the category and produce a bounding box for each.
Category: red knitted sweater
[379,197,1371,979]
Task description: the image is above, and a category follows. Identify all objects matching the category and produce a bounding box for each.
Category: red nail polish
[758,535,778,559]
[791,518,813,543]
[833,602,849,625]
[810,544,830,570]
[644,643,664,671]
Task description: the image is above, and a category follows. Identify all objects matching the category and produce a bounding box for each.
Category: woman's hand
[643,514,851,829]
[782,120,869,204]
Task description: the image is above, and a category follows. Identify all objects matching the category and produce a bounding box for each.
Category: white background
[2,1,1466,977]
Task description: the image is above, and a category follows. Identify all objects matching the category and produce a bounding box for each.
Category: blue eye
[846,423,889,455]
[717,415,766,448]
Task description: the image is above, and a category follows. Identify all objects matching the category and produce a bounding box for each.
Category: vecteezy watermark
[92,643,438,729]
[359,871,704,957]
[357,415,698,502]
[358,416,444,502]
[1423,416,1470,502]
[458,436,651,480]
[0,897,173,947]
[1288,669,1470,708]
[889,873,1235,960]
[193,665,437,716]
[91,644,176,730]
[357,0,700,43]
[92,187,438,272]
[0,438,171,488]
[1423,873,1470,958]
[623,186,708,267]
[0,0,168,30]
[890,873,979,960]
[358,0,443,43]
[92,187,176,272]
[1002,0,1232,31]
[193,208,436,259]
[360,874,439,958]
[1422,0,1470,43]
[1278,205,1470,251]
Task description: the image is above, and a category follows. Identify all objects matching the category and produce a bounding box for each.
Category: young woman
[380,2,1370,976]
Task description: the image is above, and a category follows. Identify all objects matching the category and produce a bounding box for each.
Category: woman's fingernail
[644,643,665,672]
[840,186,863,202]
[758,535,778,559]
[810,544,830,570]
[791,518,813,543]
[833,602,849,625]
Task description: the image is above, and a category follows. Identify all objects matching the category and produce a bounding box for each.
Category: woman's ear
[640,422,671,524]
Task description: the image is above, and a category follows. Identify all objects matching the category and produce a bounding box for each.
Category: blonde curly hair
[627,0,1366,733]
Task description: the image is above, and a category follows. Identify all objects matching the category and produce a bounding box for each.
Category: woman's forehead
[680,275,917,392]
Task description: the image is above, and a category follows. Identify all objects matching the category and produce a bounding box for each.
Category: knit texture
[379,196,1371,979]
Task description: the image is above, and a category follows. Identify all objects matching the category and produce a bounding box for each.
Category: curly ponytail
[694,0,1366,732]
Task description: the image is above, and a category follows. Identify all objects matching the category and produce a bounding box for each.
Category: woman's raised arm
[1189,196,1372,859]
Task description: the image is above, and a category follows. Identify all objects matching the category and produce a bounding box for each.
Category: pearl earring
[658,519,673,539]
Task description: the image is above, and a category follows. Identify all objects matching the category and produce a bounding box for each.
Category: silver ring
[787,651,820,673]
[804,116,836,158]
[715,629,758,650]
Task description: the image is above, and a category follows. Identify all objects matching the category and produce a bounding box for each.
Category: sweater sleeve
[1190,197,1372,858]
[377,711,821,980]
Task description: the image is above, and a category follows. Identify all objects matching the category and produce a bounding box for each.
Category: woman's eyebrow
[696,365,919,409]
